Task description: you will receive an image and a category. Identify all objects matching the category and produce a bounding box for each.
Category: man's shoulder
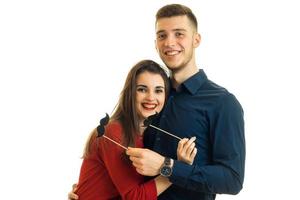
[200,78,242,107]
[198,78,230,98]
[204,78,227,91]
[188,70,242,107]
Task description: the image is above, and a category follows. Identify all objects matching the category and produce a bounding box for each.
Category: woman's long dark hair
[83,60,169,158]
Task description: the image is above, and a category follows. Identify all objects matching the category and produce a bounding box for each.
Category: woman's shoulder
[104,120,123,140]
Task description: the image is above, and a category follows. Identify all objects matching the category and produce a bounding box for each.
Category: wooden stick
[149,124,182,140]
[103,135,128,150]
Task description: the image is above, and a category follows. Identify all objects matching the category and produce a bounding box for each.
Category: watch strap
[164,157,171,166]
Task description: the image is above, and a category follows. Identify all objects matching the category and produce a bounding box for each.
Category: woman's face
[135,71,166,123]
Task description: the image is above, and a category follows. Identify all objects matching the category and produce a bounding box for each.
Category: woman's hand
[177,137,197,165]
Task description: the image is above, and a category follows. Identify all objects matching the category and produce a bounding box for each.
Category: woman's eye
[155,89,164,93]
[137,88,147,92]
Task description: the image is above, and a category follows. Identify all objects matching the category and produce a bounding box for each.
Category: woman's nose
[146,91,155,100]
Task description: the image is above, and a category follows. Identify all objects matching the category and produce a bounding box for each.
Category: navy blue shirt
[145,69,245,200]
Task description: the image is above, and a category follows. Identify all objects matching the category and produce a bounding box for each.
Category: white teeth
[142,104,156,109]
[165,51,179,56]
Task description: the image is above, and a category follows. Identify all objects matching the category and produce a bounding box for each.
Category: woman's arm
[154,175,172,195]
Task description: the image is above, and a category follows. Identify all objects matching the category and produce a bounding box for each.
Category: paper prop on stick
[97,113,128,150]
[143,112,182,140]
[96,113,110,136]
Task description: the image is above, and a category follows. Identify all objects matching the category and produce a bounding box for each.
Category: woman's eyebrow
[136,84,147,87]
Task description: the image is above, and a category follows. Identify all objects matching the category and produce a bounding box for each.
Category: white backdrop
[0,0,299,199]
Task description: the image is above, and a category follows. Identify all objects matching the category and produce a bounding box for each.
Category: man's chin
[165,63,182,71]
[161,58,180,68]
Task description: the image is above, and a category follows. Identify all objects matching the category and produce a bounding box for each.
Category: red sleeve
[99,122,157,200]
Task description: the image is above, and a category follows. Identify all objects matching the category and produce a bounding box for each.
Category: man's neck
[170,64,199,90]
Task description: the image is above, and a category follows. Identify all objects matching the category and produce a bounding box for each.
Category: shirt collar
[180,69,207,95]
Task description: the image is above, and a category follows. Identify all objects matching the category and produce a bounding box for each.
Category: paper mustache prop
[96,113,128,150]
[143,112,182,140]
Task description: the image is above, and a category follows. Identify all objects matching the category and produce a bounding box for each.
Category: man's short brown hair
[156,4,198,30]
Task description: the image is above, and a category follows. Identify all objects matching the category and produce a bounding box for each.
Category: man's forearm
[170,161,244,194]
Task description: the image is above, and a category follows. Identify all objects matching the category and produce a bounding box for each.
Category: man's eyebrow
[156,30,165,35]
[173,28,187,32]
[156,29,187,35]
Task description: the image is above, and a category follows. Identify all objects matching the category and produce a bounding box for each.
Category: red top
[76,121,157,200]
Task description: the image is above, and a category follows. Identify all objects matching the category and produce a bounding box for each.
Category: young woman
[70,60,197,200]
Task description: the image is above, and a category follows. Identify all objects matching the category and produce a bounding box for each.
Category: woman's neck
[139,122,146,135]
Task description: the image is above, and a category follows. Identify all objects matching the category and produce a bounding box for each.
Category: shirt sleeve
[100,123,157,200]
[169,93,245,194]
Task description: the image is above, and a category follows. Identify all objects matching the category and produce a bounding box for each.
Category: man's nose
[164,35,176,47]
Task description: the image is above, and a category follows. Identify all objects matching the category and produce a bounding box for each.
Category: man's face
[155,15,200,72]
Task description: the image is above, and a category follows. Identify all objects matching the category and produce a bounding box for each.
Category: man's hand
[68,183,78,200]
[126,148,164,176]
[177,137,197,165]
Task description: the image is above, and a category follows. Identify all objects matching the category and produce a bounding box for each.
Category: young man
[69,4,245,200]
[126,4,245,200]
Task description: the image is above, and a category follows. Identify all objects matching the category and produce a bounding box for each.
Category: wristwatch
[160,157,173,177]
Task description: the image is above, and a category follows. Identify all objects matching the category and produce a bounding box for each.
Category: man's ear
[193,33,201,48]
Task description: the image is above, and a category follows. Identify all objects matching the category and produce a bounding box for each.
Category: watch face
[160,166,172,177]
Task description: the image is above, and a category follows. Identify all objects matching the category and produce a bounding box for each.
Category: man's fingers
[186,142,196,156]
[68,192,79,200]
[68,183,78,200]
[178,138,188,152]
[176,136,198,165]
[182,136,196,152]
[190,148,197,163]
[186,136,196,147]
[72,183,78,192]
[192,147,197,156]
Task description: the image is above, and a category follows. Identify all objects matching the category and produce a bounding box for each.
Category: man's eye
[157,34,166,40]
[175,32,183,37]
